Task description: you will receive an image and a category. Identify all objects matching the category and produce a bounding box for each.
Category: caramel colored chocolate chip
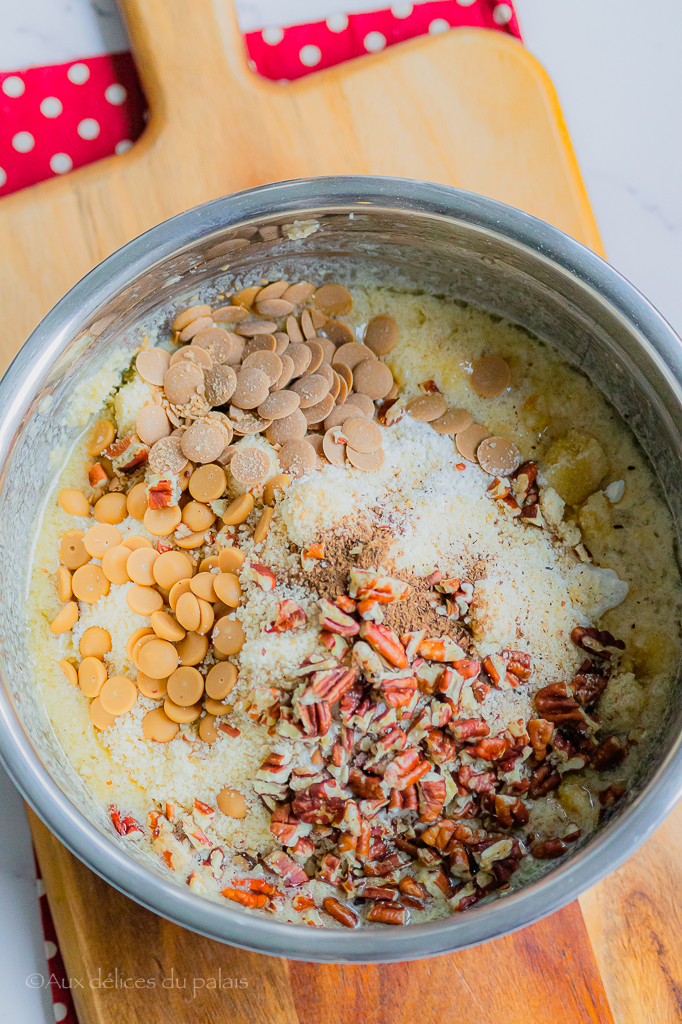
[324,320,355,346]
[84,523,122,559]
[211,331,244,365]
[137,347,171,386]
[288,343,313,378]
[317,337,337,364]
[89,697,116,731]
[303,340,324,374]
[169,579,192,611]
[144,505,182,537]
[223,492,254,525]
[101,545,131,585]
[206,662,237,700]
[167,666,204,707]
[126,626,153,663]
[229,410,270,436]
[73,564,109,603]
[178,316,213,342]
[283,281,315,305]
[243,350,282,385]
[232,367,271,410]
[333,342,375,370]
[217,787,247,817]
[176,631,209,666]
[213,616,246,655]
[431,407,473,435]
[470,355,512,398]
[100,676,137,716]
[313,284,353,316]
[126,481,149,520]
[204,695,229,715]
[242,335,277,359]
[218,546,247,572]
[328,372,341,403]
[127,585,163,616]
[304,393,335,425]
[142,707,179,742]
[257,298,295,317]
[258,390,300,420]
[188,463,226,502]
[58,488,89,517]
[265,409,307,445]
[272,353,294,391]
[60,659,78,686]
[173,305,212,333]
[364,314,399,355]
[323,404,366,431]
[199,714,219,743]
[127,545,159,586]
[138,638,179,679]
[87,419,115,457]
[352,359,394,400]
[170,345,212,369]
[406,394,447,421]
[322,428,346,466]
[213,572,241,607]
[176,591,201,632]
[204,365,237,406]
[148,436,188,475]
[290,373,330,408]
[153,550,193,590]
[477,436,522,477]
[151,610,186,642]
[163,361,204,405]
[137,404,171,446]
[181,421,225,464]
[93,493,127,525]
[307,433,327,470]
[278,439,316,478]
[80,626,111,659]
[189,571,217,602]
[230,447,271,486]
[346,447,386,472]
[56,565,72,601]
[344,392,375,418]
[456,423,492,462]
[286,315,304,344]
[60,530,89,569]
[123,536,153,552]
[50,601,79,634]
[342,417,382,454]
[335,375,349,406]
[300,309,316,340]
[235,320,277,337]
[137,671,168,699]
[78,656,107,698]
[191,326,236,364]
[212,305,248,324]
[314,361,335,387]
[273,332,289,355]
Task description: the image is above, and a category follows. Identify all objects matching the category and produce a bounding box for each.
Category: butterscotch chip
[191,326,236,364]
[303,340,324,374]
[60,659,78,686]
[122,535,152,550]
[49,602,79,634]
[199,714,219,743]
[137,671,168,699]
[204,697,228,716]
[137,405,171,446]
[80,626,111,659]
[273,331,289,355]
[101,545,131,585]
[223,492,254,525]
[148,436,188,475]
[313,284,352,316]
[257,280,288,300]
[272,354,295,391]
[230,447,271,486]
[242,335,277,360]
[87,419,115,457]
[231,367,270,410]
[266,409,307,445]
[126,482,149,520]
[203,365,237,406]
[132,633,156,668]
[477,436,522,476]
[163,361,204,405]
[304,393,335,425]
[198,555,220,573]
[456,423,492,462]
[78,657,107,698]
[100,676,137,716]
[178,315,213,342]
[213,572,241,607]
[176,631,209,665]
[230,411,271,436]
[89,697,116,731]
[126,546,159,586]
[212,331,244,364]
[344,392,375,418]
[323,404,365,431]
[364,314,399,355]
[56,566,72,602]
[406,394,447,421]
[346,447,386,472]
[279,439,316,478]
[212,305,249,324]
[322,428,346,466]
[334,343,376,370]
[180,421,225,464]
[169,579,192,611]
[232,286,262,309]
[324,320,355,346]
[333,362,353,388]
[126,626,153,663]
[307,433,327,470]
[93,493,127,526]
[213,616,246,655]
[218,546,247,572]
[190,572,217,602]
[258,390,300,420]
[58,488,89,517]
[283,281,315,305]
[127,585,163,616]
[253,507,274,544]
[142,707,179,742]
[153,550,193,590]
[167,666,204,707]
[144,505,182,537]
[352,359,394,400]
[300,309,316,340]
[73,564,109,603]
[151,610,186,642]
[316,337,337,364]
[243,350,283,385]
[431,407,473,435]
[176,591,201,632]
[170,345,212,369]
[257,298,295,317]
[197,598,215,635]
[217,787,247,818]
[137,347,171,385]
[189,463,226,502]
[290,373,331,408]
[173,305,211,333]
[138,638,179,679]
[314,361,335,387]
[288,343,313,378]
[285,315,304,344]
[342,417,382,454]
[470,355,512,398]
[84,523,121,558]
[336,376,349,405]
[60,531,89,570]
[206,662,237,700]
[328,371,341,403]
[236,320,277,337]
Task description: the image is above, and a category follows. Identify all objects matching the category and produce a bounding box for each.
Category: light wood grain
[29,809,614,1024]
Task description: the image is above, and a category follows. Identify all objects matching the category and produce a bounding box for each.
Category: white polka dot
[40,96,62,118]
[248,59,258,72]
[77,118,100,140]
[105,83,127,105]
[12,131,34,153]
[391,3,413,16]
[44,940,58,959]
[456,0,477,5]
[429,18,450,34]
[2,75,25,97]
[50,153,73,174]
[67,62,90,84]
[54,1003,68,1023]
[0,168,6,188]
[36,878,46,897]
[115,139,132,154]
[326,13,348,32]
[261,26,283,45]
[299,44,321,67]
[493,3,513,24]
[364,31,386,53]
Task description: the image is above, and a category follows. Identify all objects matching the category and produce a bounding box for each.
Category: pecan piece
[263,850,308,886]
[366,902,408,925]
[468,735,507,761]
[318,598,360,636]
[322,897,359,928]
[534,682,584,724]
[310,666,357,704]
[591,735,627,770]
[418,777,447,822]
[88,462,108,487]
[297,700,332,737]
[422,819,456,851]
[492,793,529,829]
[380,674,418,708]
[266,599,307,632]
[527,718,554,760]
[348,768,384,801]
[599,783,627,807]
[510,460,538,502]
[570,661,608,708]
[360,622,408,668]
[425,728,457,764]
[571,626,625,660]
[222,887,268,909]
[450,718,490,742]
[528,761,561,798]
[502,649,532,682]
[531,838,568,860]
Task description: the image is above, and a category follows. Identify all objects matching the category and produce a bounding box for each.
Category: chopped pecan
[425,728,457,764]
[292,783,345,824]
[349,566,410,604]
[297,700,332,737]
[310,666,357,704]
[570,661,608,708]
[246,563,277,591]
[527,718,554,760]
[491,794,529,829]
[105,433,149,471]
[322,897,359,928]
[360,884,400,902]
[335,594,357,613]
[418,777,447,822]
[591,735,627,770]
[450,718,490,742]
[422,819,456,851]
[528,761,561,798]
[360,622,408,668]
[519,504,544,526]
[264,849,308,886]
[110,805,144,837]
[458,765,496,794]
[318,853,344,885]
[531,838,568,860]
[147,476,179,510]
[348,768,384,801]
[292,893,316,912]
[266,599,307,632]
[88,462,108,487]
[384,749,430,790]
[502,650,532,682]
[363,853,405,877]
[510,460,538,502]
[380,674,418,708]
[366,902,408,925]
[534,682,584,724]
[468,736,508,761]
[377,397,404,426]
[398,876,428,902]
[222,887,268,909]
[419,636,466,663]
[599,783,627,807]
[319,598,360,636]
[571,626,625,660]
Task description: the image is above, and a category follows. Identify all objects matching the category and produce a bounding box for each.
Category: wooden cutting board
[4,1,680,1020]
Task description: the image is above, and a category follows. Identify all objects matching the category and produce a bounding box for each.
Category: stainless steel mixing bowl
[1,177,681,962]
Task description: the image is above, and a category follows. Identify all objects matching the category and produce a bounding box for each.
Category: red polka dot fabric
[35,857,79,1024]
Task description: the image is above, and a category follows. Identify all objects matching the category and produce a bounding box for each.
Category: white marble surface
[1,1,681,1021]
